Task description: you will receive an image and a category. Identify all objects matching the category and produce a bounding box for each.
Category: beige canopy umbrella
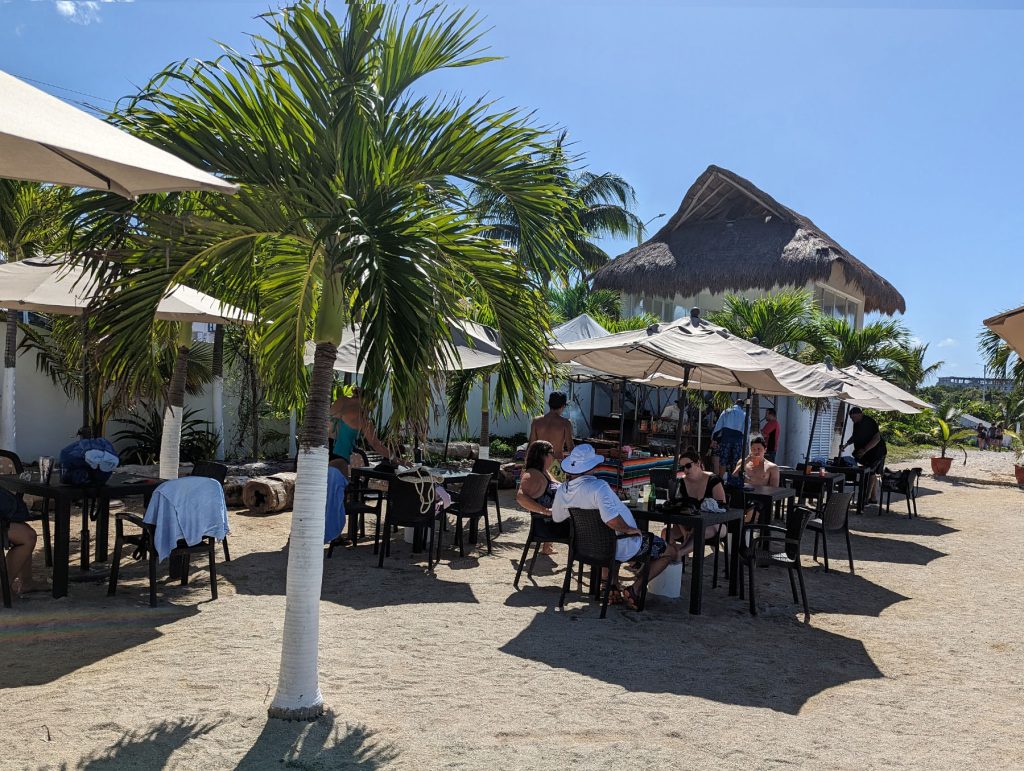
[811,362,921,414]
[0,69,236,197]
[984,305,1024,358]
[838,363,930,412]
[0,259,251,473]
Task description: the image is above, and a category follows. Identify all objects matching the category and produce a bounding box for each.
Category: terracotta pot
[931,456,953,476]
[1014,464,1024,485]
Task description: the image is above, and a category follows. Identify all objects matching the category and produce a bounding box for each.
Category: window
[815,286,861,330]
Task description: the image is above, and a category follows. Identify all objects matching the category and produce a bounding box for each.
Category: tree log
[242,472,299,514]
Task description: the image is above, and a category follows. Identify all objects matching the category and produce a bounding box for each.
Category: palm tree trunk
[159,323,192,480]
[212,324,225,461]
[479,374,490,459]
[1,310,17,452]
[269,276,344,721]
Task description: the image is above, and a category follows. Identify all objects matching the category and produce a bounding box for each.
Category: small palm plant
[915,404,975,466]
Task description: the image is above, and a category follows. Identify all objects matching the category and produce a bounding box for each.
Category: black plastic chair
[448,472,493,557]
[0,449,53,567]
[881,468,921,519]
[191,461,231,561]
[807,490,855,574]
[471,458,503,534]
[649,467,676,501]
[0,518,11,608]
[559,507,651,619]
[107,480,221,607]
[738,503,813,622]
[376,476,442,570]
[513,513,572,589]
[327,465,385,557]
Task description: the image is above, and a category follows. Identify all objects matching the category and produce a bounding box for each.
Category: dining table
[778,470,845,513]
[824,465,868,514]
[0,471,163,599]
[628,502,745,615]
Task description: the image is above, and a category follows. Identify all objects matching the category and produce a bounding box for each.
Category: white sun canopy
[984,304,1024,359]
[0,69,236,197]
[0,259,253,324]
[552,314,848,399]
[305,319,501,374]
[838,363,930,411]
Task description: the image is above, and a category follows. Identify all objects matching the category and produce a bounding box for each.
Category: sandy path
[2,475,1023,769]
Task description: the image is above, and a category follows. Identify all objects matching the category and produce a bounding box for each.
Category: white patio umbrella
[303,319,501,373]
[811,361,920,414]
[0,259,251,473]
[0,69,237,197]
[984,304,1024,358]
[839,364,930,411]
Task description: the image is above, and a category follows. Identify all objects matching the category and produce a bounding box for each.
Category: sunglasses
[680,462,695,472]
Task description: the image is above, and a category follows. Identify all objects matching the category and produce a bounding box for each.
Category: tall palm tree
[708,288,816,426]
[0,181,69,451]
[81,1,577,720]
[979,327,1024,386]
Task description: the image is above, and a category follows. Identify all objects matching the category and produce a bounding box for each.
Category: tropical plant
[913,403,974,463]
[115,404,219,465]
[979,326,1024,387]
[546,283,657,332]
[0,180,71,451]
[80,1,578,720]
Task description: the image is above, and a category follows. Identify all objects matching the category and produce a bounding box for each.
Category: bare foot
[540,543,557,556]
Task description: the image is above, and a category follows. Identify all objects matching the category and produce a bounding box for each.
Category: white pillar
[1,367,15,453]
[213,375,225,461]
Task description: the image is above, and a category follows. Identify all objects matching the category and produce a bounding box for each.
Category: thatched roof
[591,165,906,314]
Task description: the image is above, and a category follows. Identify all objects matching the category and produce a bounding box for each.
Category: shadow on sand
[54,717,221,770]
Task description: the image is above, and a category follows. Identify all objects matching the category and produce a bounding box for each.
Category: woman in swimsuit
[328,388,399,476]
[664,448,728,555]
[516,440,566,555]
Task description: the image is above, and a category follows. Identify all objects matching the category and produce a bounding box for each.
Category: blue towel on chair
[324,467,348,544]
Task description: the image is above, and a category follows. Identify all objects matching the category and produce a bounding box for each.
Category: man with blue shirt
[711,398,748,481]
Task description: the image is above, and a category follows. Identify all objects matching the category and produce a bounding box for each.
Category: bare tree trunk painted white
[268,338,337,721]
[159,325,192,480]
[478,374,490,460]
[1,310,18,452]
[288,408,297,458]
[212,324,225,461]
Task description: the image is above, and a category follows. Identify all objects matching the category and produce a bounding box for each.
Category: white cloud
[51,0,132,25]
[937,338,958,349]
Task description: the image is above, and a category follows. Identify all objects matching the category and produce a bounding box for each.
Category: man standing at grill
[841,406,888,505]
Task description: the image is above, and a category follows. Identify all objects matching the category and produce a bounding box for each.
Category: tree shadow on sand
[237,712,398,769]
[842,534,946,566]
[851,514,957,538]
[499,607,884,714]
[219,547,479,611]
[2,602,199,688]
[54,717,221,770]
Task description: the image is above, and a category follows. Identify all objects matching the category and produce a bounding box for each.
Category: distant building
[937,376,1015,393]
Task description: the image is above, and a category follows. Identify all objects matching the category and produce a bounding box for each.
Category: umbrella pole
[805,399,821,465]
[737,388,753,487]
[617,379,627,493]
[697,395,703,458]
[671,367,691,478]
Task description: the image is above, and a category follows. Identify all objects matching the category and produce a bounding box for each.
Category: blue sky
[2,0,1022,377]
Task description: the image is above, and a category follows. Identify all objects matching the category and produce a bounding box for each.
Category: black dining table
[628,503,745,615]
[824,465,868,514]
[778,470,845,512]
[0,471,163,599]
[741,484,797,523]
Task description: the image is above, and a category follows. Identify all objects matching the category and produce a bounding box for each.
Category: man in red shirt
[761,407,781,462]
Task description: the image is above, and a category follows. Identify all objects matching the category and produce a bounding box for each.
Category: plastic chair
[0,518,11,608]
[559,507,651,619]
[513,513,572,589]
[0,450,53,567]
[881,468,921,519]
[448,472,493,557]
[471,458,503,534]
[806,490,855,573]
[738,503,813,622]
[191,461,231,561]
[376,476,442,570]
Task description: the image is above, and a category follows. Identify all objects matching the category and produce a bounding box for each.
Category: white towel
[143,477,230,562]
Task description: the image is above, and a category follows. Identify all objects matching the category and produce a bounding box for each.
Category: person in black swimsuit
[515,440,568,554]
[665,448,728,554]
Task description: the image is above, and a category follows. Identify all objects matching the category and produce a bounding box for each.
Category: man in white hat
[551,444,680,609]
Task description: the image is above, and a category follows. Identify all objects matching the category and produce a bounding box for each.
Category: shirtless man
[328,388,400,476]
[529,392,575,461]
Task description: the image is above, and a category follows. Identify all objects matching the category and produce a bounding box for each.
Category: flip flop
[622,585,641,611]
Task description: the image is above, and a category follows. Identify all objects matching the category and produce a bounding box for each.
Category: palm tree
[979,327,1024,387]
[877,342,943,391]
[82,1,577,720]
[0,181,69,451]
[708,288,816,426]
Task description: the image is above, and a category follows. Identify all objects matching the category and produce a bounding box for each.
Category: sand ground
[2,455,1023,770]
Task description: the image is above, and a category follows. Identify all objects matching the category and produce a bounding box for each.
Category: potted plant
[916,405,974,476]
[1007,433,1024,485]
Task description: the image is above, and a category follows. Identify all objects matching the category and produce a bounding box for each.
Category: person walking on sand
[529,392,575,461]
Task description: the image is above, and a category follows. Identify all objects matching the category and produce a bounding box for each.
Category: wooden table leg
[95,496,110,563]
[689,525,705,615]
[52,498,71,599]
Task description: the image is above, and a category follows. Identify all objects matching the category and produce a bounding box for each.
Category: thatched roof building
[592,165,906,315]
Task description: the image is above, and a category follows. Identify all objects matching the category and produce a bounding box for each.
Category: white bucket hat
[561,444,605,474]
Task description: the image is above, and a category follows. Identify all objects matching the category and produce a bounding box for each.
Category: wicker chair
[0,517,11,608]
[471,458,503,534]
[881,468,921,519]
[739,503,813,622]
[559,507,651,619]
[448,472,494,557]
[513,513,572,589]
[376,476,442,570]
[0,450,52,566]
[191,461,230,561]
[806,490,856,573]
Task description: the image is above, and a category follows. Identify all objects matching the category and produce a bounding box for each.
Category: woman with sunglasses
[516,440,566,555]
[663,448,728,553]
